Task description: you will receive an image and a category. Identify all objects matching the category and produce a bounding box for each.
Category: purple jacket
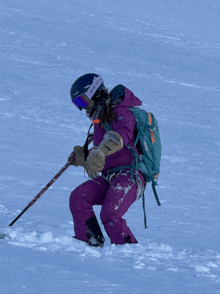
[93,85,142,176]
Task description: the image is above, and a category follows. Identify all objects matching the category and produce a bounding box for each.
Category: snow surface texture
[1,0,220,293]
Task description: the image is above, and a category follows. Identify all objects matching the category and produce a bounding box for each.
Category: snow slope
[1,0,220,293]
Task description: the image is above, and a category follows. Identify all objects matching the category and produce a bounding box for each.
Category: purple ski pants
[69,172,144,245]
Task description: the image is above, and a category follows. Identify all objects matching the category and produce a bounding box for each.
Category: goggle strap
[85,76,104,99]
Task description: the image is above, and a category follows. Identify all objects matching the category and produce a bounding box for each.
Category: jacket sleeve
[110,107,135,145]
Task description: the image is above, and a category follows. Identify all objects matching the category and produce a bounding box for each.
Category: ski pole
[9,135,93,226]
[9,160,74,227]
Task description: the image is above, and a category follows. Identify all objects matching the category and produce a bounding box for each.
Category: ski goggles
[72,75,104,110]
[72,94,91,110]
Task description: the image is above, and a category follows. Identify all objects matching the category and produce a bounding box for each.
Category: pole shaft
[9,161,71,226]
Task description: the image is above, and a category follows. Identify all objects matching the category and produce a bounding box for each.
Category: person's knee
[100,206,117,225]
[69,186,86,213]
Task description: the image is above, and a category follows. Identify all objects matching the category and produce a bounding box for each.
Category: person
[68,73,145,247]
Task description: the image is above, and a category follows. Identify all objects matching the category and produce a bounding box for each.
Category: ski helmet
[70,73,105,110]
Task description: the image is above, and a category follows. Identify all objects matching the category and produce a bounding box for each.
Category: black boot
[125,235,138,244]
[86,216,105,248]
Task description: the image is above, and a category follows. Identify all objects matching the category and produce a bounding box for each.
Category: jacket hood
[110,84,142,108]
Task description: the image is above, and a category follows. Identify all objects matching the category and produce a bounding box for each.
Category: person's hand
[85,147,105,178]
[68,146,85,166]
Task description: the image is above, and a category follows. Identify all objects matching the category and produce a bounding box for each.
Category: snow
[1,0,220,293]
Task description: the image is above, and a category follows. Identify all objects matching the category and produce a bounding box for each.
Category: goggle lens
[72,94,90,110]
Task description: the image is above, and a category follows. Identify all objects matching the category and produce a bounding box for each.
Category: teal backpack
[105,107,162,228]
[129,107,161,185]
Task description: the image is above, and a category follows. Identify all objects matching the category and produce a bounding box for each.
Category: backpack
[104,107,162,228]
[128,107,161,184]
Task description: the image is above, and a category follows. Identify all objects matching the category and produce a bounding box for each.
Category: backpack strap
[142,185,147,228]
[104,121,112,132]
[124,144,140,180]
[152,180,161,206]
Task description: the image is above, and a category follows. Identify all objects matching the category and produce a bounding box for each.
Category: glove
[98,131,123,156]
[85,131,123,178]
[68,145,99,178]
[85,147,105,178]
[68,146,85,166]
